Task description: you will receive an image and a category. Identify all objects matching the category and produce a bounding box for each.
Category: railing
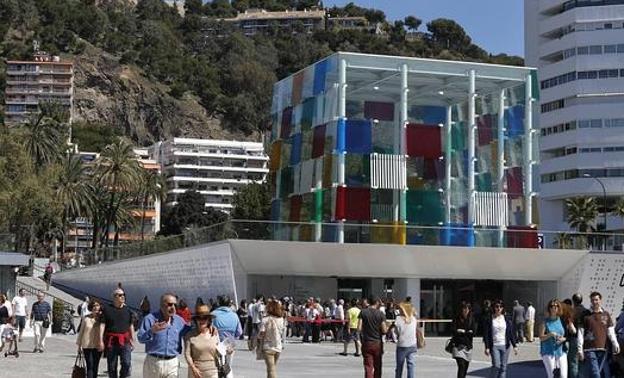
[15,279,75,312]
[65,220,624,269]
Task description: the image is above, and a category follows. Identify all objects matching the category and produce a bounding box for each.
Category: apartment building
[525,0,624,235]
[4,52,74,125]
[150,138,269,212]
[220,8,326,36]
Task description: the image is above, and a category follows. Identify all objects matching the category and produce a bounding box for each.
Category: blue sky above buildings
[323,0,525,57]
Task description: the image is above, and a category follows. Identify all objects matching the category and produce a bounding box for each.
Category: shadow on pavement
[468,360,546,377]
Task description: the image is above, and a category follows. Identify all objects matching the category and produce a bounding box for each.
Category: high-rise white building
[525,0,624,236]
[150,138,269,212]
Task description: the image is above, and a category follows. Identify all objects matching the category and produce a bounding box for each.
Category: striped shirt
[31,301,51,321]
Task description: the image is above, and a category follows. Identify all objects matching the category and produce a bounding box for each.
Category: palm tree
[19,102,66,167]
[55,153,94,258]
[566,197,598,233]
[136,168,166,242]
[94,138,141,247]
[566,197,599,249]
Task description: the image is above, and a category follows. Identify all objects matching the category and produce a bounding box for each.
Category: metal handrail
[15,279,75,311]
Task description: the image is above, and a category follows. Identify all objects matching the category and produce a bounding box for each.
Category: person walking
[184,304,221,378]
[512,300,525,343]
[335,299,345,342]
[11,288,28,342]
[77,299,103,378]
[138,293,190,378]
[98,287,135,378]
[576,291,620,378]
[43,263,53,291]
[614,299,624,376]
[341,298,361,356]
[539,299,568,378]
[258,300,286,378]
[525,302,536,343]
[250,295,265,350]
[212,296,242,378]
[237,300,248,340]
[176,299,192,325]
[484,299,518,378]
[451,302,476,378]
[568,293,589,378]
[358,297,388,378]
[30,292,52,353]
[394,301,417,378]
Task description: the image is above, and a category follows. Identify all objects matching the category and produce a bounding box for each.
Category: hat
[194,304,214,318]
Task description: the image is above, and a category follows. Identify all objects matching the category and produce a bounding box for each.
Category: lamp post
[583,173,607,231]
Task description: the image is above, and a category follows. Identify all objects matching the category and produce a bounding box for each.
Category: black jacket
[452,316,475,349]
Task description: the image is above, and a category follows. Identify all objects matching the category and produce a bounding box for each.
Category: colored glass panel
[406,123,442,159]
[507,226,538,248]
[312,124,326,158]
[343,119,372,154]
[270,199,280,221]
[292,71,304,106]
[409,105,446,125]
[505,105,525,138]
[301,130,313,161]
[406,190,443,225]
[281,107,293,139]
[364,101,394,121]
[301,97,315,130]
[345,154,370,187]
[451,121,466,151]
[371,222,406,245]
[270,140,282,171]
[406,227,440,245]
[322,153,334,189]
[506,166,523,198]
[371,189,395,222]
[289,195,302,222]
[290,133,302,166]
[477,114,494,146]
[313,59,328,96]
[279,167,293,199]
[441,224,475,246]
[372,121,395,154]
[335,186,371,221]
[476,172,493,192]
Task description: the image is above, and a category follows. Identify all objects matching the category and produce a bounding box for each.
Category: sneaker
[33,348,38,353]
[339,352,348,356]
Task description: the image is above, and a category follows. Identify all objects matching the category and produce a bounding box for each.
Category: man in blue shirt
[138,293,190,378]
[212,296,242,378]
[29,292,52,353]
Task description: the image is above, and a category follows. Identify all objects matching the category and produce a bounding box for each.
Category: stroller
[1,323,19,358]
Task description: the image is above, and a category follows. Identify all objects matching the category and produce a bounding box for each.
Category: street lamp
[583,173,608,231]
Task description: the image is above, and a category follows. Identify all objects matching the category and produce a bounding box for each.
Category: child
[2,321,18,357]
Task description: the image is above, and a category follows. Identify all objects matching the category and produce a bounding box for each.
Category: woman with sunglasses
[483,299,518,378]
[184,304,220,378]
[539,299,568,378]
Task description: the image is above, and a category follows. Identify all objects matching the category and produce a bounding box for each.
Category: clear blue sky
[323,0,524,57]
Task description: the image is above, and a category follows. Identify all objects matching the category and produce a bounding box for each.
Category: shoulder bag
[416,322,426,349]
[42,318,51,329]
[72,350,86,378]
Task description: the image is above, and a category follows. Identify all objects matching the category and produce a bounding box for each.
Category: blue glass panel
[301,97,315,130]
[441,223,475,246]
[505,105,525,138]
[270,199,281,221]
[290,133,302,166]
[345,119,372,154]
[313,59,328,96]
[409,105,446,125]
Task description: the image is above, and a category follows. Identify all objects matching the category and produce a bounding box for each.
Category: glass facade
[268,52,539,247]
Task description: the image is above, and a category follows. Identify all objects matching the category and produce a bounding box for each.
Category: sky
[323,0,525,57]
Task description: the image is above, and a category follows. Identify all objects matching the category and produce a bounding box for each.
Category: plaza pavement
[0,335,548,377]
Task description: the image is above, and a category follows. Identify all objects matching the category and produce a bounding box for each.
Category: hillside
[0,0,523,147]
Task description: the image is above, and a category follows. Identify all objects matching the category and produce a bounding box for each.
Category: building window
[541,99,565,113]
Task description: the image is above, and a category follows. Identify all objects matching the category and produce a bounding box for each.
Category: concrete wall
[0,266,17,298]
[246,275,338,302]
[54,242,237,308]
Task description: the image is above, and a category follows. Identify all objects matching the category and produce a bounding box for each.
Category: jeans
[106,343,132,378]
[490,345,510,378]
[362,341,383,378]
[584,350,610,378]
[456,358,470,378]
[515,322,524,342]
[395,346,416,378]
[567,338,580,378]
[263,351,280,378]
[83,348,102,378]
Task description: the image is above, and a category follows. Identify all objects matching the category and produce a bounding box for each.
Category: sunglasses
[114,293,125,297]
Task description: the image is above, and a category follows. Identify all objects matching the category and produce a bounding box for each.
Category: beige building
[4,52,74,125]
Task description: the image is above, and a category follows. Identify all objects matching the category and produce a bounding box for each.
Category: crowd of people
[0,285,624,378]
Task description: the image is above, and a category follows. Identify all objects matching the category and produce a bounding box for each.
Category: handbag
[444,338,454,354]
[216,356,231,378]
[72,350,86,378]
[416,326,426,349]
[42,319,50,329]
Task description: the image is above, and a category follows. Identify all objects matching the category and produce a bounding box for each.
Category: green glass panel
[314,190,323,222]
[345,154,370,187]
[476,173,493,192]
[406,190,443,225]
[451,121,466,151]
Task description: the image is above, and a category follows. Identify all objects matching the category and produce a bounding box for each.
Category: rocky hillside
[72,43,248,144]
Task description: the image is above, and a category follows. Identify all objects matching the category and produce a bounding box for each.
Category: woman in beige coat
[76,300,102,378]
[184,304,221,378]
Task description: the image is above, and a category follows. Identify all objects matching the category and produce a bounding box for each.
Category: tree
[136,168,165,242]
[19,102,67,167]
[404,16,421,32]
[94,138,141,247]
[231,182,271,220]
[55,153,94,258]
[159,190,228,236]
[566,197,598,233]
[426,18,471,53]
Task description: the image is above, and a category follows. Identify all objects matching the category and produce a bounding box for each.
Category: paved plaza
[0,335,547,377]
